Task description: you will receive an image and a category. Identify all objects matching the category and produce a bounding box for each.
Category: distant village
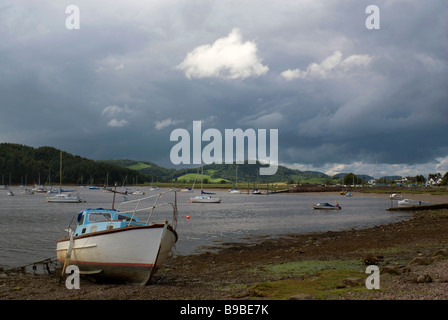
[367,173,446,187]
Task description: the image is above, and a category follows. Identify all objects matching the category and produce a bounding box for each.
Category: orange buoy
[186,215,190,220]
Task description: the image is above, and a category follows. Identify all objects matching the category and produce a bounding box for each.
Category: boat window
[106,225,113,230]
[88,212,112,222]
[117,214,137,222]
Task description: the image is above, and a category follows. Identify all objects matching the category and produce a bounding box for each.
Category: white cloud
[107,119,128,128]
[101,104,132,117]
[176,28,269,80]
[281,51,372,80]
[102,105,132,128]
[154,118,183,130]
[242,111,284,128]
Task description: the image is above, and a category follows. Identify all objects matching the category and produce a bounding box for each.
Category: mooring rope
[156,245,177,285]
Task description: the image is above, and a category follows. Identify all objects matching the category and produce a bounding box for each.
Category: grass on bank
[242,260,370,300]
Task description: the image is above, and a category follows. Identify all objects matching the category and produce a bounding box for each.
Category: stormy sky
[0,0,447,178]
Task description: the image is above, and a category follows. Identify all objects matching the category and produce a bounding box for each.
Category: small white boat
[132,189,145,195]
[7,190,14,196]
[250,189,261,195]
[47,193,82,203]
[56,190,178,285]
[389,193,403,200]
[397,199,421,206]
[180,188,193,193]
[312,202,341,210]
[190,195,221,203]
[21,188,34,195]
[33,185,47,193]
[229,188,241,194]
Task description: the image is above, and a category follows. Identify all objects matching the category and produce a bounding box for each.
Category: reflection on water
[0,187,411,269]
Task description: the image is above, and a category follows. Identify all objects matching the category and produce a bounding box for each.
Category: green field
[176,173,230,184]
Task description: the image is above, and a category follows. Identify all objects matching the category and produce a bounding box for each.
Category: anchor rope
[156,244,176,285]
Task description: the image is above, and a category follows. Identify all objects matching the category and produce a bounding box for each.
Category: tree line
[0,143,146,186]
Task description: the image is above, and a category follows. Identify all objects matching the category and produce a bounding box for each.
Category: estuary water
[0,186,412,269]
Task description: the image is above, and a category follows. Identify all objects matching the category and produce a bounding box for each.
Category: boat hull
[190,197,221,203]
[56,223,177,285]
[312,204,341,210]
[47,198,81,203]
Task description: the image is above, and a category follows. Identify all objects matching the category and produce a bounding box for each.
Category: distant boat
[345,192,353,197]
[7,189,14,196]
[229,165,241,194]
[190,167,221,203]
[33,185,47,193]
[250,189,261,195]
[190,195,221,203]
[312,202,341,210]
[21,188,34,195]
[389,193,403,200]
[47,193,82,203]
[46,151,82,203]
[132,189,145,195]
[397,199,421,206]
[180,187,193,193]
[56,190,178,285]
[229,188,241,194]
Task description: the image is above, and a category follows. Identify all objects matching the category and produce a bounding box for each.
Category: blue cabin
[74,208,145,237]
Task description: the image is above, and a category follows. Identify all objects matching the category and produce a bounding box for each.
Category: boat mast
[59,151,62,192]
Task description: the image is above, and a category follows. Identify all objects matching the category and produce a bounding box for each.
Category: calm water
[0,187,412,269]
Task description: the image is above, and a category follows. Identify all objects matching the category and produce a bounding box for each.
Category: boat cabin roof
[77,208,140,226]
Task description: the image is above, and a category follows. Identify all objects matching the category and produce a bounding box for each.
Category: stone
[409,257,432,265]
[416,274,433,283]
[364,254,383,265]
[289,293,315,300]
[433,249,448,257]
[381,266,402,275]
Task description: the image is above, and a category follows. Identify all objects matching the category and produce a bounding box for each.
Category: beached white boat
[47,193,82,203]
[56,190,178,285]
[250,189,261,195]
[229,188,241,194]
[312,202,341,210]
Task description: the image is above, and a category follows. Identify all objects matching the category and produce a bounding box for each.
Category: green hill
[0,143,344,186]
[105,159,337,185]
[0,143,146,186]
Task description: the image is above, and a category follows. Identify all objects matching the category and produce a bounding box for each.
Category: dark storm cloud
[0,0,447,176]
